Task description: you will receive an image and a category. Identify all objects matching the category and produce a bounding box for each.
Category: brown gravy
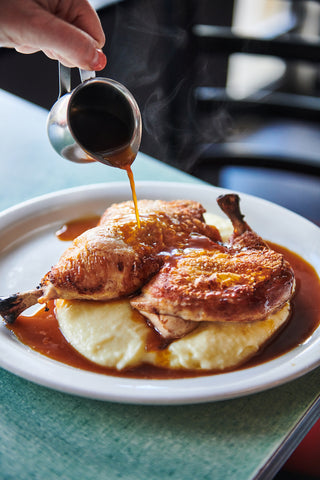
[125,165,140,228]
[56,216,100,241]
[7,238,320,379]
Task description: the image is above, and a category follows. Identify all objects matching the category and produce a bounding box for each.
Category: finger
[42,46,106,70]
[42,49,75,67]
[68,0,106,48]
[31,14,107,70]
[15,45,38,54]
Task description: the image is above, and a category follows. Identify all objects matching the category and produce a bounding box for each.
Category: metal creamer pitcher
[47,63,142,168]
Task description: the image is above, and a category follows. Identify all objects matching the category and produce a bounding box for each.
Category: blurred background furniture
[148,0,320,225]
[166,0,320,226]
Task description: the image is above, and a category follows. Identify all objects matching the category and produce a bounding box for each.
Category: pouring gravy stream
[68,88,141,227]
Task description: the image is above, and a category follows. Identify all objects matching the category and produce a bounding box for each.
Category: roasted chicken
[0,195,295,337]
[130,195,295,339]
[0,199,220,323]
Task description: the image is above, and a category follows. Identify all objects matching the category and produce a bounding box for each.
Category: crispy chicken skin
[130,195,295,338]
[41,200,220,302]
[0,199,221,323]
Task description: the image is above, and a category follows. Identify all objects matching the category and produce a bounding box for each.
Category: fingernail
[91,49,107,71]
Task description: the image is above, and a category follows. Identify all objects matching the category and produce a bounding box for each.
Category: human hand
[0,0,107,70]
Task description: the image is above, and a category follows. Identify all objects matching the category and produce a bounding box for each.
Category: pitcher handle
[58,63,71,98]
[58,63,96,99]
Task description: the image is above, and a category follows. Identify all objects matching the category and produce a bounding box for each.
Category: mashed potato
[55,214,290,372]
[56,299,150,370]
[203,212,233,241]
[56,297,290,372]
[156,305,289,370]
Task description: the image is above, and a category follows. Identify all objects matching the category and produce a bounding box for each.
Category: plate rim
[0,181,320,405]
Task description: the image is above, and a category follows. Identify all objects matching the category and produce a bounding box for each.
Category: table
[0,89,319,480]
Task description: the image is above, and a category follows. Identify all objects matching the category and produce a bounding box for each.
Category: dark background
[0,0,319,226]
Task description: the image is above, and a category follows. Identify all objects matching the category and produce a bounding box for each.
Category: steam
[110,1,187,88]
[143,79,186,139]
[143,78,235,170]
[108,1,235,169]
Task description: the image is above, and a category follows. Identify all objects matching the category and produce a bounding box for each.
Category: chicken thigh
[130,195,295,339]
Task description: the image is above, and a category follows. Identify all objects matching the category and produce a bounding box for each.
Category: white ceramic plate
[0,182,319,405]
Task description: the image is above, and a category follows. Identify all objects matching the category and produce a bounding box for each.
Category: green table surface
[0,89,319,480]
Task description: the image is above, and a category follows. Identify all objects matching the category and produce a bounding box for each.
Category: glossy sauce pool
[6,220,320,379]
